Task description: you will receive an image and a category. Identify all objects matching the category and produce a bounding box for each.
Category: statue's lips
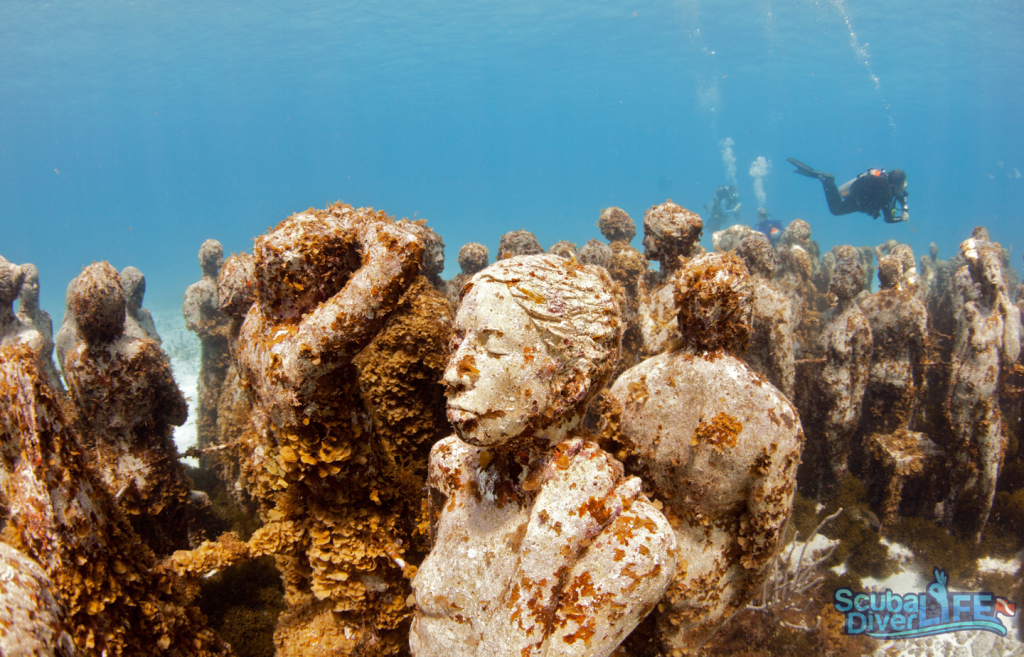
[448,406,507,423]
[447,407,478,422]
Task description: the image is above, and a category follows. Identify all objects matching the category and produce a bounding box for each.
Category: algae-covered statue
[604,252,804,654]
[638,201,703,356]
[735,232,796,399]
[498,229,544,259]
[183,240,231,455]
[1,257,61,391]
[810,246,872,499]
[62,261,193,555]
[599,207,647,374]
[0,341,228,656]
[858,255,928,435]
[15,262,63,390]
[412,254,676,657]
[946,236,1021,542]
[120,265,161,342]
[234,203,425,655]
[448,242,489,306]
[577,238,612,269]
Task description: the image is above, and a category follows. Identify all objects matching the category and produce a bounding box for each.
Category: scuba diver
[787,158,909,224]
[705,185,741,231]
[753,208,782,246]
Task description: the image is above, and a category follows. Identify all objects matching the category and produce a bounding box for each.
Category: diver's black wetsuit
[788,159,909,223]
[822,171,907,221]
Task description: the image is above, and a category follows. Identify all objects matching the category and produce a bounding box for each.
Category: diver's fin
[787,158,824,179]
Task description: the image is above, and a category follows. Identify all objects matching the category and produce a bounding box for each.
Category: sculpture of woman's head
[961,238,1006,298]
[641,201,702,267]
[735,233,776,280]
[218,252,257,320]
[199,239,224,278]
[119,266,146,310]
[71,262,126,345]
[458,243,489,276]
[443,254,622,449]
[674,252,753,354]
[877,256,901,290]
[15,263,38,311]
[0,257,25,310]
[828,246,865,302]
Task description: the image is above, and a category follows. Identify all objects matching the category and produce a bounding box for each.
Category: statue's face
[443,281,555,447]
[20,271,39,304]
[641,231,661,262]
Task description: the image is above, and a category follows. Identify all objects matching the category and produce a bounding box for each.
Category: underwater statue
[711,223,755,254]
[772,237,822,368]
[577,238,612,269]
[598,207,646,373]
[889,243,923,301]
[945,236,1021,542]
[598,206,637,243]
[5,259,62,391]
[781,218,814,254]
[858,255,928,435]
[735,232,796,399]
[448,242,489,306]
[498,229,544,259]
[15,263,55,358]
[1,258,41,349]
[604,251,803,653]
[62,261,194,555]
[411,254,676,657]
[808,247,872,500]
[638,200,703,356]
[398,218,448,293]
[210,251,260,510]
[548,239,579,260]
[183,240,232,456]
[0,342,229,656]
[120,265,161,343]
[234,203,425,655]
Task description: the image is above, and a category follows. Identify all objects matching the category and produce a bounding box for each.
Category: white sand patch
[783,531,839,569]
[149,306,201,466]
[977,551,1023,577]
[883,539,915,568]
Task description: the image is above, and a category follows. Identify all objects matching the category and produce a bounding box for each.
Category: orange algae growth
[692,412,743,452]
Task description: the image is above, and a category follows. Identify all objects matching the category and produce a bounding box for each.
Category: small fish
[54,169,59,175]
[1015,168,1022,179]
[985,172,995,179]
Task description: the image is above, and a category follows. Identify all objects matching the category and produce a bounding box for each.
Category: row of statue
[0,199,1020,656]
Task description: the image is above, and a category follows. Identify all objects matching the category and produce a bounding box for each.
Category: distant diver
[753,209,782,246]
[705,185,741,231]
[787,158,909,224]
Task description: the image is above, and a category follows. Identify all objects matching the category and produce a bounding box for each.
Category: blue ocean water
[1,0,1022,317]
